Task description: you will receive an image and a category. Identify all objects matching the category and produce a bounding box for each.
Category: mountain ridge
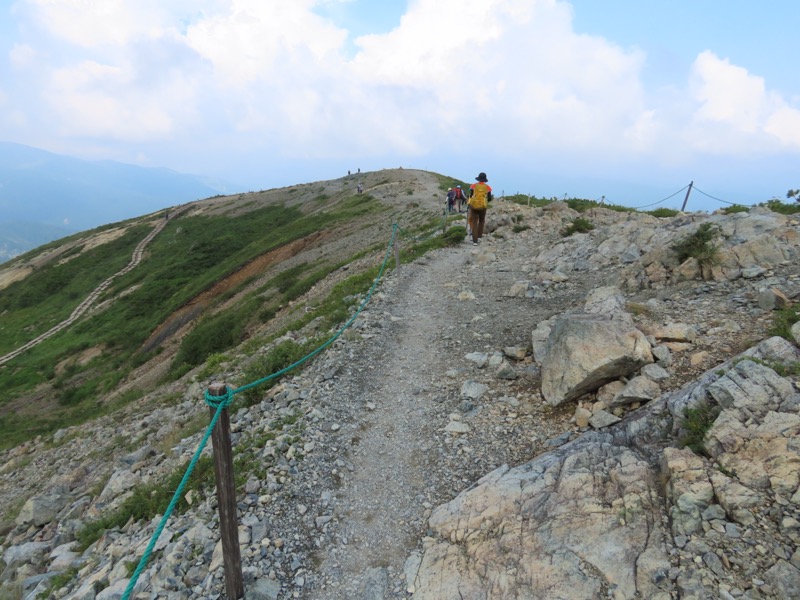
[2,170,800,598]
[0,142,243,262]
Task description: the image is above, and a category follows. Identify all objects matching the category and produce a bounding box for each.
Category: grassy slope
[0,170,451,448]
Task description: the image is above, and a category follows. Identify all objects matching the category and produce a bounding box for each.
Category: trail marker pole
[207,383,244,600]
[681,181,694,212]
[394,238,400,271]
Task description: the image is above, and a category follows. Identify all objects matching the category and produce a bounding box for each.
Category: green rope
[120,224,398,599]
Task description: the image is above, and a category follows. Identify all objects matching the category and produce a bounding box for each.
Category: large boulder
[15,493,70,527]
[540,313,653,406]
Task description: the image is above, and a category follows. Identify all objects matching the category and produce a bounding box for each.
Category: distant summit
[0,142,244,261]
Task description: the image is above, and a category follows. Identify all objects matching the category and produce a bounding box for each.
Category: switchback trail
[0,208,186,366]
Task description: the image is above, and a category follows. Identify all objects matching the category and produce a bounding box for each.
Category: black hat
[475,172,488,182]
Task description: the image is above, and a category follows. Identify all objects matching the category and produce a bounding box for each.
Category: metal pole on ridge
[681,181,694,212]
[207,382,244,599]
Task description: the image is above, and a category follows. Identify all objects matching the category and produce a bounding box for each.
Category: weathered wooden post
[207,383,244,600]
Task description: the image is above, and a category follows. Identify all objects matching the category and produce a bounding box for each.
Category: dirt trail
[304,227,585,598]
[313,255,459,596]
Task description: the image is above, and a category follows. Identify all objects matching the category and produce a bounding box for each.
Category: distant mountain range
[0,142,243,262]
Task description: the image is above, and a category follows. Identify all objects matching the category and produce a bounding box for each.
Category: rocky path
[297,229,586,598]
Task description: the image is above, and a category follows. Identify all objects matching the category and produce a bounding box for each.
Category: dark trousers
[469,208,487,242]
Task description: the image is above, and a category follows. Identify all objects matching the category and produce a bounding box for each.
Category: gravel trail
[301,231,580,599]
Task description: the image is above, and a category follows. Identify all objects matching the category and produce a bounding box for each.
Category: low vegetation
[0,193,390,449]
[670,222,720,267]
[768,305,800,341]
[720,205,749,215]
[762,199,800,215]
[646,208,680,218]
[561,217,595,236]
[76,455,216,551]
[680,404,719,456]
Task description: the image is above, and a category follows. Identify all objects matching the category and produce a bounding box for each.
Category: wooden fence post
[207,383,244,600]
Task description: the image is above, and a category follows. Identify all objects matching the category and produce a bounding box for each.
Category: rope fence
[626,184,690,210]
[120,223,399,599]
[511,182,789,212]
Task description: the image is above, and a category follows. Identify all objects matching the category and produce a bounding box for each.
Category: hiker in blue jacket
[446,188,456,213]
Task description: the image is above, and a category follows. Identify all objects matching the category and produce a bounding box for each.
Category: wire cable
[626,184,690,210]
[692,185,753,207]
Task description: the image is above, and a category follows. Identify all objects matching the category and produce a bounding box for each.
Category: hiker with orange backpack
[467,172,493,246]
[452,185,467,212]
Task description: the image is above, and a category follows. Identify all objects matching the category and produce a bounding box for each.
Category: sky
[1,0,799,212]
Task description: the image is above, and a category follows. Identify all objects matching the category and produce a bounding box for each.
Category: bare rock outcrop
[408,337,800,599]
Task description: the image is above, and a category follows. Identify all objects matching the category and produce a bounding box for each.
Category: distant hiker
[357,182,363,194]
[348,170,351,176]
[467,172,493,246]
[446,188,456,213]
[357,167,361,173]
[453,185,466,212]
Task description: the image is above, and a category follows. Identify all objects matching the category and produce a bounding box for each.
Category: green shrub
[238,338,320,404]
[173,311,246,371]
[442,225,467,243]
[271,263,313,293]
[646,208,680,218]
[506,194,550,208]
[721,205,749,215]
[512,224,530,233]
[282,268,329,302]
[764,199,800,215]
[567,198,634,213]
[768,305,800,340]
[680,404,718,455]
[197,352,230,380]
[671,222,720,267]
[561,217,595,236]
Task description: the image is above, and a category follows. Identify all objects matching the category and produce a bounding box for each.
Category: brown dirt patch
[140,230,329,353]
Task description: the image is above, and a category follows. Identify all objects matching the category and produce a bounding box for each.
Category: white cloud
[5,0,799,176]
[185,0,348,87]
[24,0,159,47]
[46,59,193,140]
[765,107,800,148]
[691,50,765,132]
[687,50,800,151]
[9,43,37,69]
